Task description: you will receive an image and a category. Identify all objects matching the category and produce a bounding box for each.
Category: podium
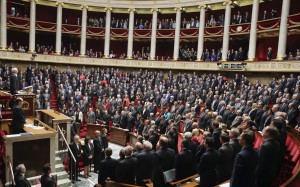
[36,110,73,151]
[128,132,138,146]
[86,123,106,138]
[110,127,129,146]
[5,118,56,184]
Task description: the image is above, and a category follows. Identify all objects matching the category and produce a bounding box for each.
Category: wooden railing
[7,155,15,186]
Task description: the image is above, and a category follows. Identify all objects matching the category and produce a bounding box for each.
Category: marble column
[55,2,63,55]
[221,1,231,61]
[0,0,7,50]
[276,0,291,60]
[150,9,158,60]
[103,8,112,58]
[247,0,260,61]
[196,6,206,61]
[126,8,135,59]
[80,5,88,56]
[28,0,36,53]
[173,7,182,60]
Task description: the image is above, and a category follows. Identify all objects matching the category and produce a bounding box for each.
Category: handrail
[57,125,76,163]
[169,174,199,187]
[280,132,300,187]
[7,155,15,186]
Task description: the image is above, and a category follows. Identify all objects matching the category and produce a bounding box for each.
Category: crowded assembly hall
[0,0,300,187]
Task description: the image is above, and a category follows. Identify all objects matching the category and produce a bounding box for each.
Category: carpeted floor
[72,142,123,187]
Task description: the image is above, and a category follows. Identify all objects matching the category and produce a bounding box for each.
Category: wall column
[150,8,158,60]
[0,0,7,50]
[196,6,206,61]
[55,2,63,55]
[276,0,291,60]
[221,1,231,61]
[28,0,36,53]
[247,0,260,61]
[103,7,112,58]
[173,7,182,60]
[80,5,88,56]
[126,8,135,59]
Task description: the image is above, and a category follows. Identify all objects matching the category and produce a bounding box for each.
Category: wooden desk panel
[86,124,106,138]
[128,132,138,146]
[110,127,129,146]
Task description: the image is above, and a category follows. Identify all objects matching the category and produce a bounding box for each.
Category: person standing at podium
[11,98,26,134]
[10,67,19,95]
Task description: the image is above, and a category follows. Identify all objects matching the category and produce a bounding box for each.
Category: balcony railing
[6,13,300,38]
[1,50,300,72]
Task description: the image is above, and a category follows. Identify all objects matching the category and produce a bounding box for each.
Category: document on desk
[25,124,44,130]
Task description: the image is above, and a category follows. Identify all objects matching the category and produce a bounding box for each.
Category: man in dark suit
[15,164,31,187]
[197,137,219,187]
[40,163,55,187]
[287,103,298,128]
[68,135,81,182]
[10,67,19,94]
[136,141,155,186]
[217,133,234,183]
[175,139,195,181]
[256,126,281,187]
[115,146,137,184]
[11,97,26,134]
[98,148,118,187]
[153,137,176,187]
[230,130,258,187]
[93,130,104,173]
[229,128,242,161]
[212,121,222,149]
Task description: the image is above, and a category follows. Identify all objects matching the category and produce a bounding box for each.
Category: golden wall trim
[1,51,300,72]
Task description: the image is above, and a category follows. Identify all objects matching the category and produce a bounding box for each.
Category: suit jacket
[153,148,176,187]
[82,143,94,165]
[15,173,31,187]
[40,174,55,187]
[229,139,242,161]
[98,157,118,186]
[11,105,26,133]
[115,156,137,185]
[217,143,234,183]
[256,138,281,187]
[136,150,155,185]
[10,74,19,94]
[93,136,104,162]
[197,148,219,187]
[288,109,298,127]
[175,148,195,180]
[69,142,81,162]
[230,146,258,187]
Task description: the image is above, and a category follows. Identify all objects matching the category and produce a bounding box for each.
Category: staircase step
[57,178,72,187]
[54,171,70,181]
[56,156,62,164]
[55,163,65,172]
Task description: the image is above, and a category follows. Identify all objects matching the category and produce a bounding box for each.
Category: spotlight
[217,62,222,68]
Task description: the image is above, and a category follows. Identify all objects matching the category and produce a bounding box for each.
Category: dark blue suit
[197,148,219,187]
[230,146,258,187]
